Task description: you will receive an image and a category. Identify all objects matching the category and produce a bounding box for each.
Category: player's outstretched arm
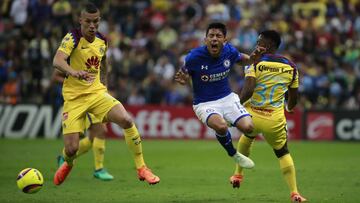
[174,68,190,85]
[239,76,256,105]
[286,87,298,113]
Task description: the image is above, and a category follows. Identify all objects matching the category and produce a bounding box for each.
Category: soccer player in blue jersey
[229,30,307,202]
[175,22,264,169]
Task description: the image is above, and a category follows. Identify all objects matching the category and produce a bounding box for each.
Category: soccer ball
[16,168,44,194]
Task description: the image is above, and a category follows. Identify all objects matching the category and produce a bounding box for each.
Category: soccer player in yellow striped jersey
[229,30,307,202]
[52,2,159,186]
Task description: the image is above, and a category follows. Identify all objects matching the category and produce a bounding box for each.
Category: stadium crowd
[0,0,360,110]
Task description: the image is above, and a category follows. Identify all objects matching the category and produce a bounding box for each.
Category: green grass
[0,139,359,203]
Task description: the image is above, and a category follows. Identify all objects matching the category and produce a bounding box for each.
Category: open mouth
[210,44,219,52]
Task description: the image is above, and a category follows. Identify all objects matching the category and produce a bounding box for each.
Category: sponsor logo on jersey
[201,75,209,81]
[85,56,100,69]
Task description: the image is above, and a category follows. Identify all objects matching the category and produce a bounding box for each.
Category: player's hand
[70,70,95,83]
[249,46,266,63]
[174,68,189,85]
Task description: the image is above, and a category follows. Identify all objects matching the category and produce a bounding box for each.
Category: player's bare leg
[107,104,160,184]
[54,133,79,185]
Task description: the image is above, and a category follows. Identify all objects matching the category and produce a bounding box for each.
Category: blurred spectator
[127,87,146,106]
[0,71,21,104]
[153,55,175,82]
[10,0,28,28]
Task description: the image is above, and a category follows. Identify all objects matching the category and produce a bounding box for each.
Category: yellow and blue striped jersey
[244,54,298,117]
[57,28,107,100]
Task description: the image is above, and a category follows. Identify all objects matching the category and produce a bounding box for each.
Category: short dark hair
[83,2,99,14]
[206,22,227,36]
[259,30,281,49]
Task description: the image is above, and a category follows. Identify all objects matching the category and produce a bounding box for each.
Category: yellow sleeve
[57,33,75,56]
[244,64,256,78]
[290,69,299,88]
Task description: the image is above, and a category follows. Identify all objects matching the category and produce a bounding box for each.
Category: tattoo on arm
[100,58,108,86]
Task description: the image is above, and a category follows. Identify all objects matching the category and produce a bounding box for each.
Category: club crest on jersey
[223,59,230,68]
[99,46,105,54]
[206,108,215,113]
[201,75,209,82]
[85,56,100,69]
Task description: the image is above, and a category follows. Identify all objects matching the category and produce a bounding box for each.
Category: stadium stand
[0,0,359,110]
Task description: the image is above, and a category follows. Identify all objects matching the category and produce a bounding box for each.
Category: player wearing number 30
[175,22,265,170]
[229,30,307,202]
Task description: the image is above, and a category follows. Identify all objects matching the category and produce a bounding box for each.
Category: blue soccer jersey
[184,43,243,104]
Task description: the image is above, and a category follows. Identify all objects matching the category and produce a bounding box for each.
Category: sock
[215,131,236,157]
[124,124,145,169]
[234,135,255,175]
[63,148,76,166]
[76,136,92,157]
[279,154,298,194]
[93,137,105,170]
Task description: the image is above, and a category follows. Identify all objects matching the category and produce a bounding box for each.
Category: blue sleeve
[228,44,242,63]
[184,51,194,73]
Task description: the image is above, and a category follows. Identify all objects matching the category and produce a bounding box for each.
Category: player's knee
[235,118,254,134]
[65,144,78,157]
[121,116,134,129]
[237,122,254,134]
[242,122,254,134]
[273,142,289,158]
[213,123,228,135]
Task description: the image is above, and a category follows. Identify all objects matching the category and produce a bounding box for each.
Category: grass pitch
[0,138,359,203]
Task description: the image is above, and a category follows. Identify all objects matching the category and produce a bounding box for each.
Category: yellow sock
[234,135,254,175]
[279,154,298,193]
[63,148,76,166]
[124,124,145,169]
[76,136,92,157]
[93,137,105,170]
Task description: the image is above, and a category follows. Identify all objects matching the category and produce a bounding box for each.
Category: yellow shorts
[84,112,101,130]
[246,106,288,150]
[62,91,120,135]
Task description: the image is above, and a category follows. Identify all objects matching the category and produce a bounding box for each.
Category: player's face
[80,10,100,42]
[257,35,270,53]
[205,28,226,58]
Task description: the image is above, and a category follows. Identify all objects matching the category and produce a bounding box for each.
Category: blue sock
[216,131,236,157]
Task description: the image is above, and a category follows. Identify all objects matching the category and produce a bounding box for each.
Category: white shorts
[193,92,250,127]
